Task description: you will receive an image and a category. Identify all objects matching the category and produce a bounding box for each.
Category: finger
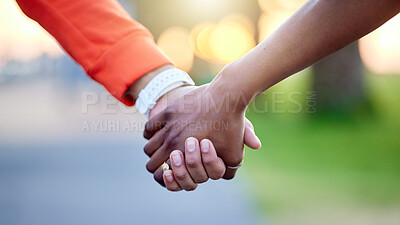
[153,159,171,187]
[147,132,185,173]
[143,112,167,139]
[222,167,238,180]
[146,143,171,173]
[170,150,198,191]
[185,137,208,183]
[223,146,245,180]
[144,127,168,157]
[244,118,261,150]
[200,139,226,180]
[163,170,182,192]
[245,118,254,130]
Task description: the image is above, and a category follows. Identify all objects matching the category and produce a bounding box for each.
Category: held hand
[144,81,259,186]
[163,138,226,192]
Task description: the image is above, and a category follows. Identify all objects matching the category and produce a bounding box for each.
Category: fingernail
[251,129,262,149]
[201,140,209,153]
[187,138,196,152]
[171,152,182,166]
[165,172,174,182]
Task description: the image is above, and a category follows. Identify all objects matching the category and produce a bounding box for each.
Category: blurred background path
[1,1,400,224]
[0,76,262,225]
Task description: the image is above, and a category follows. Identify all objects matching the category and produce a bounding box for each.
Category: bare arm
[213,0,400,107]
[144,0,399,184]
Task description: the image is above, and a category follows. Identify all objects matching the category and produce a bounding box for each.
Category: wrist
[127,64,174,101]
[149,85,195,119]
[210,63,252,113]
[134,67,195,118]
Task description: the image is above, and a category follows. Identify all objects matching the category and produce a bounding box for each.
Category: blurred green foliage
[244,71,400,215]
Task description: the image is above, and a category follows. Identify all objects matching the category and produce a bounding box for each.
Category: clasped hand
[143,79,260,191]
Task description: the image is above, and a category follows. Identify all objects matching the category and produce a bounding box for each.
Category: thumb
[244,118,261,150]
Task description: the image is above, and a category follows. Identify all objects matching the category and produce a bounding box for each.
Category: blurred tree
[132,0,259,38]
[131,0,260,81]
[312,41,368,115]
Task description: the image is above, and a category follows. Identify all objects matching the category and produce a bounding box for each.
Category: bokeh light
[257,0,306,42]
[257,0,282,12]
[257,0,306,13]
[210,21,256,63]
[191,23,218,61]
[190,14,256,65]
[157,27,194,72]
[220,13,256,36]
[359,14,400,74]
[187,0,229,12]
[276,0,307,11]
[0,1,400,225]
[0,1,62,61]
[258,11,293,42]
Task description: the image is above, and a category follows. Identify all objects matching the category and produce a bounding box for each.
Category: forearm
[215,0,400,108]
[16,0,171,105]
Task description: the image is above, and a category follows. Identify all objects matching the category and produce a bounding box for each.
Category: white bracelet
[135,68,195,119]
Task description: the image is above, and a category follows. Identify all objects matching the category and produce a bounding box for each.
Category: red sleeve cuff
[87,32,172,106]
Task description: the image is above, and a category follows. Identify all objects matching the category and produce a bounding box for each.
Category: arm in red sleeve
[16,0,172,105]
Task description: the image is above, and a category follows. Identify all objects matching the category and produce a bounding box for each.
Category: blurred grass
[244,70,400,219]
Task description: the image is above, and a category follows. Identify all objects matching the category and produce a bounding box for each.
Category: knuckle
[210,171,224,180]
[166,186,180,192]
[163,134,175,146]
[145,162,156,173]
[203,156,217,165]
[218,168,226,177]
[185,157,201,168]
[143,128,153,140]
[210,175,220,180]
[165,106,177,117]
[143,131,150,140]
[184,185,197,192]
[168,135,180,148]
[194,177,208,184]
[144,120,150,129]
[153,173,166,187]
[223,173,235,180]
[166,185,181,192]
[226,157,243,168]
[174,171,187,181]
[143,144,152,156]
[144,121,152,132]
[159,143,173,158]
